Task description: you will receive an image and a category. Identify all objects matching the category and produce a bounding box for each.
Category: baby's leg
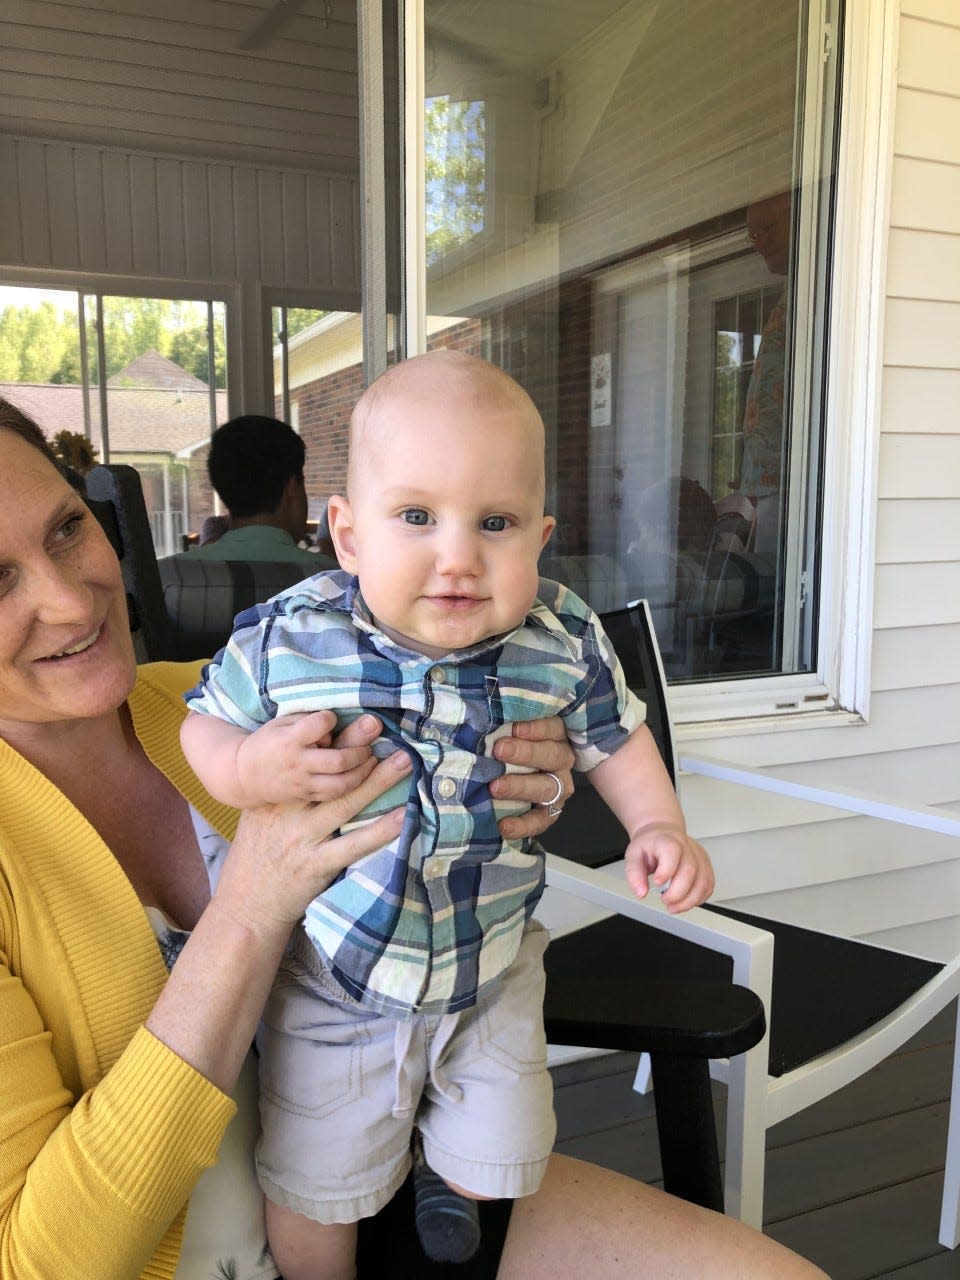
[419,922,556,1201]
[265,1202,357,1280]
[411,1129,484,1262]
[256,943,424,1274]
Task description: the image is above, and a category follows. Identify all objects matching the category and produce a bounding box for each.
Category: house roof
[108,349,211,392]
[0,375,227,459]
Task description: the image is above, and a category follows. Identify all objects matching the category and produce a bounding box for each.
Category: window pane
[0,289,228,558]
[0,285,89,468]
[271,306,387,541]
[422,0,838,683]
[89,297,227,558]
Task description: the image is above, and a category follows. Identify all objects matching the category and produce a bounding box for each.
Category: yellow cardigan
[0,662,241,1280]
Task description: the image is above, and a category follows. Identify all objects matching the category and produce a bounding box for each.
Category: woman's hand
[490,717,575,840]
[146,725,413,1094]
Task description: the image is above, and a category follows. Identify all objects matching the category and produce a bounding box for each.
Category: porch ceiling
[0,0,361,174]
[0,0,632,175]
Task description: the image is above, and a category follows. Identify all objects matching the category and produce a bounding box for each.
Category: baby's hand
[624,823,715,913]
[234,711,379,805]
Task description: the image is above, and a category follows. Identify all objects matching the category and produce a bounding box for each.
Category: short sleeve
[183,604,277,730]
[558,602,646,773]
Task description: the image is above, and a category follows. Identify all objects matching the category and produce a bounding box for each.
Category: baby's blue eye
[481,515,508,532]
[402,508,430,525]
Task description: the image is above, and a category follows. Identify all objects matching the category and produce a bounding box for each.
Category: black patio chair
[542,598,957,1246]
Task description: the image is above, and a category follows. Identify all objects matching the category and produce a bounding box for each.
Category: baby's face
[329,384,555,658]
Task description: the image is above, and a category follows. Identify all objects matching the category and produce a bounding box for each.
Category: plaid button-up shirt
[186,571,644,1018]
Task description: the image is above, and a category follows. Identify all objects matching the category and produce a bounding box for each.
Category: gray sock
[412,1136,482,1264]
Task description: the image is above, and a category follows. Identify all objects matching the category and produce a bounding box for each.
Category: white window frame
[399,0,895,732]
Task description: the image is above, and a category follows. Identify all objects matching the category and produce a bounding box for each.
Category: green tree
[0,293,222,388]
[169,323,226,387]
[100,296,173,379]
[283,308,326,340]
[0,302,80,383]
[0,331,21,381]
[425,96,486,265]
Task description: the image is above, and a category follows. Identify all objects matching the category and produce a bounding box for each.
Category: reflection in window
[272,306,386,537]
[422,0,838,685]
[425,97,486,264]
[711,286,784,501]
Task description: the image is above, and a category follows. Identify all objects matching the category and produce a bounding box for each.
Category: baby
[180,350,713,1279]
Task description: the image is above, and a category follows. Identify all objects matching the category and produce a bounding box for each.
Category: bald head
[348,351,546,498]
[328,350,556,655]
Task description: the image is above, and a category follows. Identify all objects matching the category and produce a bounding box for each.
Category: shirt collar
[330,576,580,664]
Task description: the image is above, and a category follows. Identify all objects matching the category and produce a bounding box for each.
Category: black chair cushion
[709,904,943,1076]
[543,708,943,1082]
[542,908,942,1078]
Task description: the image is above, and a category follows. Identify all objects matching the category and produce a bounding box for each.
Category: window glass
[0,286,226,558]
[0,284,87,464]
[421,0,839,684]
[273,306,365,539]
[89,296,227,557]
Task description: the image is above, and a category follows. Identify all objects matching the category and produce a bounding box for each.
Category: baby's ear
[327,494,358,570]
[539,515,557,550]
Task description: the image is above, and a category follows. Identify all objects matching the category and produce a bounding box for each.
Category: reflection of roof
[0,382,226,456]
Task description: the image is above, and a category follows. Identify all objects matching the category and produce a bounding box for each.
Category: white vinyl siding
[686,0,960,958]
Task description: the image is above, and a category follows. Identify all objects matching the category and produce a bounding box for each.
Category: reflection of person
[185,414,332,571]
[3,406,664,1278]
[181,352,718,1280]
[738,190,792,553]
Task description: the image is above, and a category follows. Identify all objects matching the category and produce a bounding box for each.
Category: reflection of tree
[0,297,226,387]
[714,330,738,427]
[425,96,485,264]
[277,308,327,341]
[168,323,226,387]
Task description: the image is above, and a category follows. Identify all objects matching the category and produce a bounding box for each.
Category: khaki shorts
[255,921,555,1225]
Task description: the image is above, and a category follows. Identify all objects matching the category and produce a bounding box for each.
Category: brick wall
[282,319,483,517]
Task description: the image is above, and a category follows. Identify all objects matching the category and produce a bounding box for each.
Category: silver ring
[538,771,565,810]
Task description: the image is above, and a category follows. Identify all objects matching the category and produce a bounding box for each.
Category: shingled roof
[107,349,210,392]
[0,353,227,458]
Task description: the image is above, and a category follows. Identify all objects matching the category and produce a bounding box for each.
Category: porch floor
[550,1001,960,1278]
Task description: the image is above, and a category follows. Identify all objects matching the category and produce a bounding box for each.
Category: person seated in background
[180,414,336,572]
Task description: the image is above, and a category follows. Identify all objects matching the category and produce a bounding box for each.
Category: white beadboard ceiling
[0,0,362,174]
[0,0,632,175]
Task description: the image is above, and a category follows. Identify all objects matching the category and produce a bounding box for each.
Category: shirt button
[430,666,447,684]
[422,727,441,742]
[437,777,457,799]
[423,861,444,881]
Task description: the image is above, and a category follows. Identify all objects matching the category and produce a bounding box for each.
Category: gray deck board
[548,1002,960,1277]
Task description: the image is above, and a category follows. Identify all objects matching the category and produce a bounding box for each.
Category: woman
[0,409,824,1279]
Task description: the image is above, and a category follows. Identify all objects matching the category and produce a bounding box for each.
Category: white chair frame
[541,751,960,1246]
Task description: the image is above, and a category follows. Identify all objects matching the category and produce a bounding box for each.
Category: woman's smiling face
[0,430,136,736]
